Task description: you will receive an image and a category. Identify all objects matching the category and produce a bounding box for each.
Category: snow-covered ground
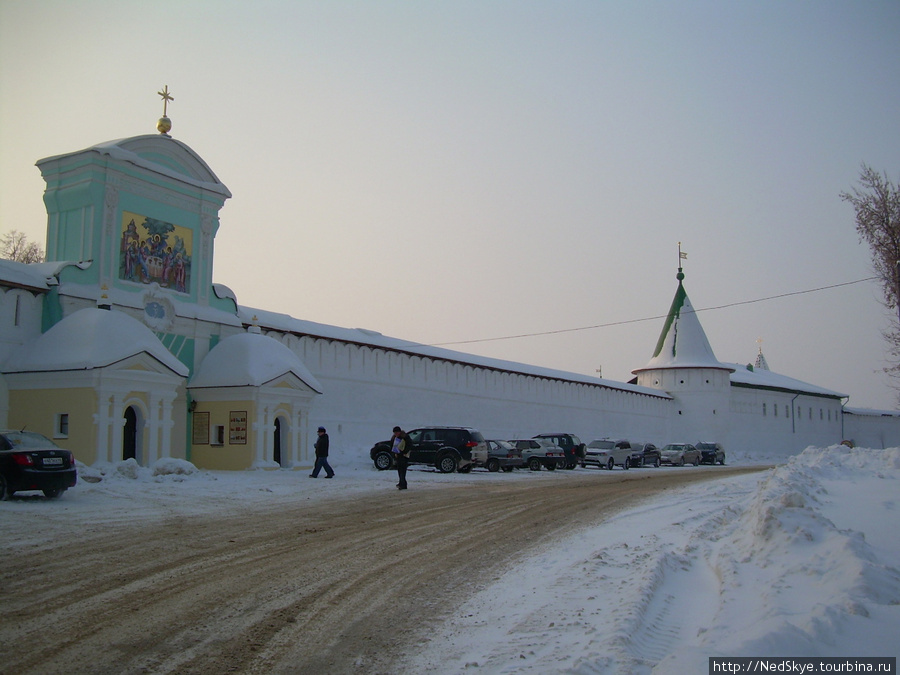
[3,444,898,673]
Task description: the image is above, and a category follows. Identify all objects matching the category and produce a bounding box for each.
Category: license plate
[43,457,63,466]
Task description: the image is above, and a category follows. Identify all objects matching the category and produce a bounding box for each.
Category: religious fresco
[119,211,192,293]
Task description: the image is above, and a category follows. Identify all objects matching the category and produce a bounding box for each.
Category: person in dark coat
[391,425,409,490]
[310,426,335,478]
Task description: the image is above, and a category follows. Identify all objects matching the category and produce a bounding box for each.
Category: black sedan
[0,430,77,499]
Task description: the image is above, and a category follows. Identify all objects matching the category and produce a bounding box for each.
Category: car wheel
[43,488,65,499]
[624,457,631,470]
[486,458,500,472]
[528,457,542,471]
[0,474,9,501]
[545,461,556,471]
[457,464,472,473]
[437,453,458,473]
[676,457,684,466]
[653,457,661,468]
[606,458,615,471]
[719,456,726,465]
[373,451,393,471]
[502,466,514,472]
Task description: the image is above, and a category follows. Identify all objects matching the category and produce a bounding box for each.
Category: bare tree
[0,230,45,263]
[841,165,900,384]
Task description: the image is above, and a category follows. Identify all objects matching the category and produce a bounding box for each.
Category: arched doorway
[273,417,283,467]
[122,405,143,464]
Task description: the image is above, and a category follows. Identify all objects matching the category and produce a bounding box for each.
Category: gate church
[2,111,898,470]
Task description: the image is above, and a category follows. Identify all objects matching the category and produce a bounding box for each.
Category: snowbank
[406,445,900,673]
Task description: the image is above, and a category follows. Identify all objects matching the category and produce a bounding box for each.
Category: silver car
[659,443,701,466]
[582,439,635,470]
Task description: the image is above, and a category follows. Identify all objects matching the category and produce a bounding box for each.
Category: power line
[429,276,879,347]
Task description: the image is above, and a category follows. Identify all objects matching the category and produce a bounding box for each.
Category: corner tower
[632,267,734,445]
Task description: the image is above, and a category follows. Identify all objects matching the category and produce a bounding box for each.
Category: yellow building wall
[190,399,256,470]
[8,387,98,464]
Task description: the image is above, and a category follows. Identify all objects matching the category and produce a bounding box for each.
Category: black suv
[532,433,585,470]
[696,442,726,465]
[370,427,488,474]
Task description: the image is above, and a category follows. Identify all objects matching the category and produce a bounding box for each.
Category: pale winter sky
[1,1,899,409]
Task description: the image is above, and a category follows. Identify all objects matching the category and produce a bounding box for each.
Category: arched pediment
[93,135,231,197]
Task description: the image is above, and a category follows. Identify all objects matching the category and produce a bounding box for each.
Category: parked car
[659,443,701,466]
[632,442,661,468]
[582,439,635,470]
[696,442,726,465]
[484,440,525,472]
[370,427,488,473]
[509,438,566,471]
[0,430,78,500]
[532,433,585,470]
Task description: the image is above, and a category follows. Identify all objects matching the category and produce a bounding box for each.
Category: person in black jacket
[391,426,409,490]
[309,426,335,478]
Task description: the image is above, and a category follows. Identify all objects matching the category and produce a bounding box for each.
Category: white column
[160,393,175,461]
[110,394,125,463]
[147,393,161,465]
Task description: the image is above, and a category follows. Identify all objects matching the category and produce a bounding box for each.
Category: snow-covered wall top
[239,306,670,400]
[728,362,846,399]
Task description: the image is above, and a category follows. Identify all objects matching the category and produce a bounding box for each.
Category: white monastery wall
[727,386,844,455]
[274,332,671,451]
[843,411,900,449]
[0,287,43,364]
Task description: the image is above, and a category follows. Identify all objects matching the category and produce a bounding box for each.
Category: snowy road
[0,465,759,674]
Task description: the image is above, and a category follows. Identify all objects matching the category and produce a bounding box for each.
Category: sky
[1,1,899,409]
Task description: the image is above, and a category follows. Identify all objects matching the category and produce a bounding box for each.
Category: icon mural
[119,211,192,292]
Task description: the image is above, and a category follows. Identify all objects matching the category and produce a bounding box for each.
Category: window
[774,404,778,418]
[55,413,69,438]
[762,403,767,417]
[212,425,225,446]
[785,405,790,418]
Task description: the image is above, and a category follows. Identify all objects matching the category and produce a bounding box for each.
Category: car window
[588,440,614,449]
[1,431,59,449]
[408,430,423,443]
[442,430,463,446]
[469,430,485,443]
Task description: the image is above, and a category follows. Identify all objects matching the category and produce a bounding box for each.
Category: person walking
[309,426,335,478]
[391,425,410,490]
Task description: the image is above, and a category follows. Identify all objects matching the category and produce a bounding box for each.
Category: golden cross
[158,85,174,116]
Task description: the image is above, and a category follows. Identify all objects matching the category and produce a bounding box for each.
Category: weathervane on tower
[677,241,687,281]
[157,85,174,135]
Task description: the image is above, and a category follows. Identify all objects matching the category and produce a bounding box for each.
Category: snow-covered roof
[239,306,671,400]
[728,362,846,399]
[0,258,63,291]
[37,134,231,199]
[190,330,323,392]
[3,307,189,375]
[634,269,733,373]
